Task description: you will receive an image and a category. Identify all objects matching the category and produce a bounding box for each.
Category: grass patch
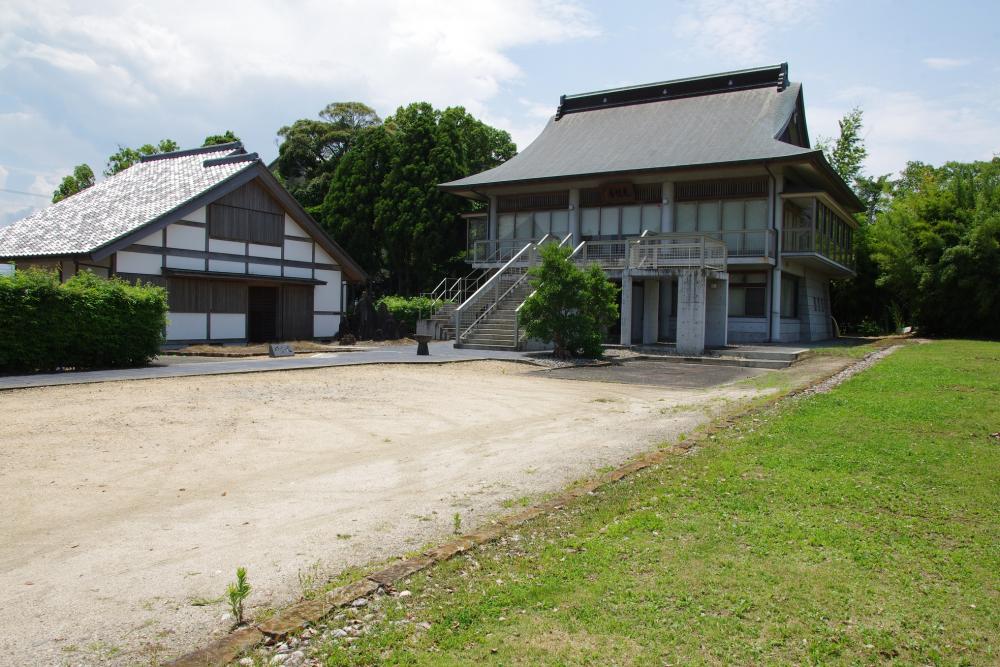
[808,336,899,359]
[313,340,1000,665]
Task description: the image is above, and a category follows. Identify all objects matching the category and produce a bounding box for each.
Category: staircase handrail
[455,241,536,341]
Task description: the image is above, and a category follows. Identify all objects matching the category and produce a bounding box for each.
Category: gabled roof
[0,143,252,257]
[0,143,367,281]
[440,64,820,193]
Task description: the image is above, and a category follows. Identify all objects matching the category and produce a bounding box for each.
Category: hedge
[0,268,168,373]
[376,295,444,331]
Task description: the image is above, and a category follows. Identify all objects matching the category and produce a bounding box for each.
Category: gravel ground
[1,359,791,665]
[244,348,903,667]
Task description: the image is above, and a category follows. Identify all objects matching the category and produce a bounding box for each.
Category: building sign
[600,182,636,205]
[269,343,295,357]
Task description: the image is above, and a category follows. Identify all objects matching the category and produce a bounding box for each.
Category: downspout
[764,161,778,343]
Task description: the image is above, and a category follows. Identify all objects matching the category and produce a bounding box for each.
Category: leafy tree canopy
[320,102,515,293]
[52,163,95,203]
[519,243,619,359]
[202,130,240,146]
[275,102,381,208]
[104,139,179,176]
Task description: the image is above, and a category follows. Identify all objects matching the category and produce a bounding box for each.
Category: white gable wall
[116,192,349,343]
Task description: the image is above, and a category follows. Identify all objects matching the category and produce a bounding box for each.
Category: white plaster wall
[284,215,307,237]
[248,243,282,259]
[166,313,207,340]
[116,251,162,275]
[209,259,246,274]
[210,313,245,339]
[166,224,206,251]
[135,230,162,247]
[208,238,245,255]
[313,314,339,337]
[727,318,768,343]
[315,246,335,264]
[183,207,207,224]
[314,269,341,311]
[165,255,204,271]
[285,239,313,262]
[284,265,312,279]
[248,262,281,276]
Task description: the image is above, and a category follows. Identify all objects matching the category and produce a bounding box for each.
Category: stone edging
[165,344,902,666]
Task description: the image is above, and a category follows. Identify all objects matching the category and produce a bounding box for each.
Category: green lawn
[314,340,1000,666]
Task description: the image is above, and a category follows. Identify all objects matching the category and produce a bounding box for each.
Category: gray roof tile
[0,147,254,257]
[441,83,815,190]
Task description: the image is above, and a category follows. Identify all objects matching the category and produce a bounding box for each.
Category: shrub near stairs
[518,244,619,358]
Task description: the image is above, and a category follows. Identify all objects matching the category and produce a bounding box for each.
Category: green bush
[376,295,443,331]
[519,244,619,358]
[0,268,168,373]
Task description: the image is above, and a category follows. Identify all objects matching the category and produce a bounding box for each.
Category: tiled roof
[0,145,255,258]
[441,76,814,191]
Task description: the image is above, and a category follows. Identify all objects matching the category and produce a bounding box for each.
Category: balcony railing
[782,226,854,269]
[704,229,775,260]
[569,234,727,271]
[472,230,771,267]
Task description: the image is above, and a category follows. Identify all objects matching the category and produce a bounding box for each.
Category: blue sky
[1,0,997,226]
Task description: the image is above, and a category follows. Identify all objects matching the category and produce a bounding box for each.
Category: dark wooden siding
[167,277,247,313]
[675,177,768,202]
[217,180,284,214]
[280,285,314,340]
[208,179,284,245]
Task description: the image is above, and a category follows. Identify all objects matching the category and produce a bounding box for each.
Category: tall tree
[51,164,95,203]
[320,125,394,286]
[373,103,516,294]
[817,109,897,332]
[274,102,381,209]
[869,159,1000,337]
[202,130,240,146]
[104,139,179,176]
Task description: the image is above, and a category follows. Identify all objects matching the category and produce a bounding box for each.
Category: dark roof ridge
[556,63,788,120]
[202,153,259,168]
[139,141,245,163]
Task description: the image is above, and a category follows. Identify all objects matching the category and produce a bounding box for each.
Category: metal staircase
[451,233,728,351]
[454,235,567,350]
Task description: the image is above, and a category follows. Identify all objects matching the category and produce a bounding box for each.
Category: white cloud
[673,0,820,61]
[0,0,598,221]
[809,85,1000,175]
[922,57,972,71]
[2,1,596,114]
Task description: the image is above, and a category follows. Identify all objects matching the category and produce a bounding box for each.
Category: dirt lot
[0,357,848,664]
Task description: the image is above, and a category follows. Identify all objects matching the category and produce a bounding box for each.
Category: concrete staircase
[427,302,457,341]
[456,276,534,350]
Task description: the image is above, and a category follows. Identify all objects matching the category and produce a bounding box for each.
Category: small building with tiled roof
[0,143,365,343]
[438,64,861,353]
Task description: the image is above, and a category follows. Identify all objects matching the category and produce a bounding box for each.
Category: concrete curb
[165,346,899,666]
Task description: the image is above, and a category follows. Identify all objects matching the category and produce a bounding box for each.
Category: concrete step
[456,343,520,351]
[711,347,811,363]
[462,335,518,345]
[630,354,791,370]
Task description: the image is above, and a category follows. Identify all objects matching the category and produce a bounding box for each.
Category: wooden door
[248,286,278,342]
[280,285,314,341]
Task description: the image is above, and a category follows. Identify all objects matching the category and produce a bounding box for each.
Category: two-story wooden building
[440,64,861,354]
[0,143,365,343]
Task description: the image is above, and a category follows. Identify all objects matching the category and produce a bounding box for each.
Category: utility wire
[0,187,49,199]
